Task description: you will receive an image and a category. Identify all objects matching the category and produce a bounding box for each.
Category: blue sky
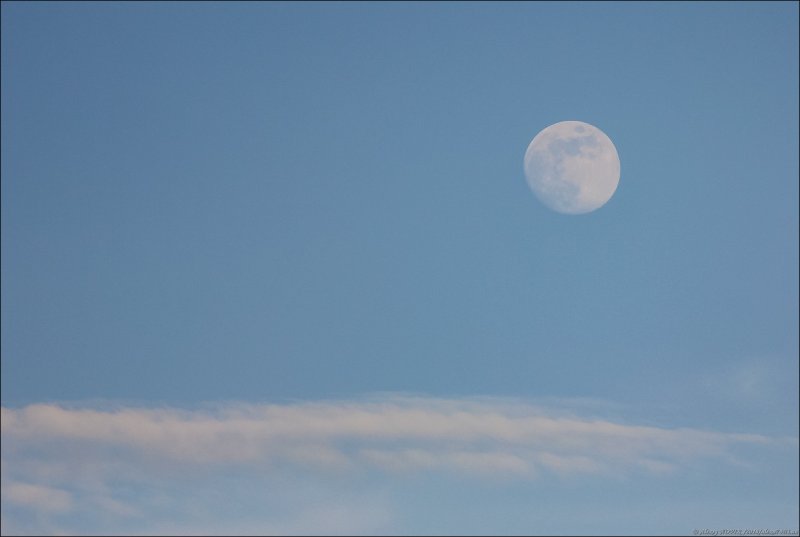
[1,2,798,535]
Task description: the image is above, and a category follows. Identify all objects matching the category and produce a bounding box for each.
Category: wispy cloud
[0,396,781,472]
[2,481,73,514]
[1,395,795,535]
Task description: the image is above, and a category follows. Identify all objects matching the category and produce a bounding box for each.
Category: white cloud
[2,481,73,513]
[1,396,784,475]
[1,395,795,534]
[359,447,534,478]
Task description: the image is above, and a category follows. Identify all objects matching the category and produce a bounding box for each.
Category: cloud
[1,482,73,514]
[1,395,795,534]
[359,447,534,478]
[1,396,784,475]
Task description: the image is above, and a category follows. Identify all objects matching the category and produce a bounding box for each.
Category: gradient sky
[2,2,798,535]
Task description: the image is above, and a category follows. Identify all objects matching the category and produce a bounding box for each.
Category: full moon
[524,121,620,214]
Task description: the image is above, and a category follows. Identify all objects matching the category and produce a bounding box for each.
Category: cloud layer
[1,395,795,535]
[2,396,777,476]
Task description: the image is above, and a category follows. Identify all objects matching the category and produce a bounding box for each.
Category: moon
[524,121,620,214]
